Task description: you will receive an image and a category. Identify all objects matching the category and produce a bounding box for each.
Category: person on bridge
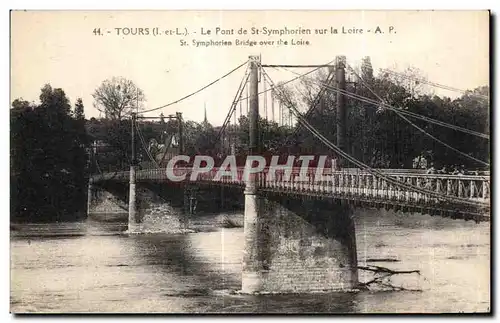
[426,165,436,174]
[437,166,447,174]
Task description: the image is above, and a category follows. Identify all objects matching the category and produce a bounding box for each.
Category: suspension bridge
[88,55,490,294]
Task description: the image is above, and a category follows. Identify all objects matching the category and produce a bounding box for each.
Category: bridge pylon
[241,55,359,294]
[128,112,139,233]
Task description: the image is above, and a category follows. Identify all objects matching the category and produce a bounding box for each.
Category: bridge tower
[241,55,358,294]
[241,55,262,292]
[336,55,347,166]
[87,178,94,216]
[128,112,139,232]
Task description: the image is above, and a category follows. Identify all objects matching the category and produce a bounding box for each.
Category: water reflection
[10,209,490,313]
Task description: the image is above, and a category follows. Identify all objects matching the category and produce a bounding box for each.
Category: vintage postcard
[10,10,490,314]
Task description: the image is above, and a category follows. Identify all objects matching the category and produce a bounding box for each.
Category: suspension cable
[236,57,338,103]
[157,133,174,167]
[94,153,103,174]
[92,121,133,181]
[378,67,489,100]
[345,63,490,167]
[141,60,248,114]
[285,68,335,144]
[136,123,160,168]
[279,66,490,140]
[214,66,251,143]
[261,66,487,208]
[278,64,490,166]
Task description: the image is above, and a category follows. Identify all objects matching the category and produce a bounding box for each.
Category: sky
[10,10,489,126]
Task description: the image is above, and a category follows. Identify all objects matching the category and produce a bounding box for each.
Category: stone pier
[87,182,129,220]
[242,194,358,294]
[128,166,139,232]
[127,180,187,234]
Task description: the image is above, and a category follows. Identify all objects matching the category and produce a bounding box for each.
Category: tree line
[282,58,489,171]
[10,60,489,221]
[11,85,88,222]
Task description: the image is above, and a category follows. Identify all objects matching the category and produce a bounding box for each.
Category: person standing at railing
[426,165,436,174]
[437,166,447,175]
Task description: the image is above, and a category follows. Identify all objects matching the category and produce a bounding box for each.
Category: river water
[10,209,490,314]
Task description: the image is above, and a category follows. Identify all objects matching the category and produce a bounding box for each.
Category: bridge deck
[91,167,490,220]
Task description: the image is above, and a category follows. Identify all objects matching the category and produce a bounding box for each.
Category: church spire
[204,102,208,124]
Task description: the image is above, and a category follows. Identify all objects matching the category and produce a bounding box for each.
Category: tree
[92,77,145,120]
[383,66,428,98]
[73,97,89,166]
[74,98,85,120]
[268,58,489,171]
[11,85,89,222]
[40,84,71,115]
[361,56,374,82]
[12,98,32,111]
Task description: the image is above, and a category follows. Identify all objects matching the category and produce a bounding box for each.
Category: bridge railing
[91,167,490,206]
[258,168,490,204]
